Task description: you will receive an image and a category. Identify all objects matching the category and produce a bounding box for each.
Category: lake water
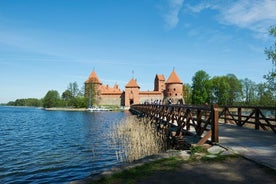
[0,106,127,183]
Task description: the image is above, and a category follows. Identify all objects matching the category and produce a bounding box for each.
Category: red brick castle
[84,70,184,107]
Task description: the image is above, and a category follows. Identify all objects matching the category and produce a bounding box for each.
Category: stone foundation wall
[99,94,122,106]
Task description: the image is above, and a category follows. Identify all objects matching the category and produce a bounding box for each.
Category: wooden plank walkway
[218,123,276,170]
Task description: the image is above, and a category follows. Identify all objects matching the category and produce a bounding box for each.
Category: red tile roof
[166,70,182,84]
[125,78,140,88]
[85,70,102,84]
[156,74,165,81]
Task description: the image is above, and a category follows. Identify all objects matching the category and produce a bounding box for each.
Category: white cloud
[186,0,276,37]
[164,0,184,29]
[220,0,276,33]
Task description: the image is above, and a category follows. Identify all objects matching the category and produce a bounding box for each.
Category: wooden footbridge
[130,104,275,143]
[130,104,276,169]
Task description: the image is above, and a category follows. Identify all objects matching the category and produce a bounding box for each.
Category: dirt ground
[136,157,276,184]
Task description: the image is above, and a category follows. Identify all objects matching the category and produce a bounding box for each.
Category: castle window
[174,88,176,91]
[175,94,177,96]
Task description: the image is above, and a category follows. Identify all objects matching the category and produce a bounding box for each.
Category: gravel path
[136,157,276,184]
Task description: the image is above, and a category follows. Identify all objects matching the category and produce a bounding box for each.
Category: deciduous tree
[43,90,61,108]
[191,70,211,105]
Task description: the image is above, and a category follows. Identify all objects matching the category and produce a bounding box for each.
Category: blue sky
[0,0,275,103]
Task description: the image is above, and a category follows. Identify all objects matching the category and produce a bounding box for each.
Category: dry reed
[110,115,167,162]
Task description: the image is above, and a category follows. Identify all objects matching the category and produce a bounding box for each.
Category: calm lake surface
[0,106,127,183]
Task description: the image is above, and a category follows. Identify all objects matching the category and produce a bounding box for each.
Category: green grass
[91,146,241,184]
[91,157,182,184]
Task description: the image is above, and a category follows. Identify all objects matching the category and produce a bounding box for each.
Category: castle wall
[98,93,122,106]
[138,91,163,104]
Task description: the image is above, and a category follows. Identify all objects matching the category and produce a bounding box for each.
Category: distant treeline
[6,98,43,107]
[6,82,88,108]
[183,72,275,106]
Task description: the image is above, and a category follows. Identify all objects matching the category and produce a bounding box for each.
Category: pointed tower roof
[125,78,140,88]
[85,70,102,84]
[166,70,182,84]
[156,74,165,81]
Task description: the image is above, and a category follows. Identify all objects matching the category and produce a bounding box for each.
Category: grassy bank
[89,152,241,184]
[92,157,182,184]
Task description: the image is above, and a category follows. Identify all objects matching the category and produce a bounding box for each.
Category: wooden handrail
[218,106,275,133]
[130,104,219,143]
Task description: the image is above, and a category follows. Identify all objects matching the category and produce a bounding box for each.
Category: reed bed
[110,115,167,162]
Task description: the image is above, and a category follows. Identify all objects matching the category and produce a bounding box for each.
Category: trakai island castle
[84,70,184,107]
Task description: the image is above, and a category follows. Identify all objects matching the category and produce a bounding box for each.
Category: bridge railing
[130,104,219,144]
[218,106,276,133]
[130,104,276,144]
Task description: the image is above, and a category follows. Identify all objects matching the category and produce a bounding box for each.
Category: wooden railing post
[238,107,242,126]
[255,107,260,130]
[211,104,219,143]
[224,106,228,124]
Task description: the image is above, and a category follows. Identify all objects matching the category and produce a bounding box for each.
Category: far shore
[44,107,87,111]
[44,107,129,112]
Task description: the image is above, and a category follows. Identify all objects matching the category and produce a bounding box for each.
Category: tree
[241,78,258,105]
[183,83,192,104]
[210,76,230,105]
[264,26,276,101]
[265,26,276,68]
[62,89,73,106]
[226,74,242,105]
[43,90,61,108]
[85,82,97,107]
[68,82,80,98]
[257,83,274,106]
[191,70,211,105]
[210,74,242,105]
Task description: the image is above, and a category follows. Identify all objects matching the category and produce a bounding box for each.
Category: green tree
[43,90,61,108]
[74,96,88,108]
[62,89,73,106]
[257,83,274,106]
[68,82,80,97]
[210,76,230,105]
[183,83,192,104]
[210,75,242,105]
[191,70,211,105]
[264,26,276,101]
[241,78,258,105]
[85,82,97,107]
[226,74,242,105]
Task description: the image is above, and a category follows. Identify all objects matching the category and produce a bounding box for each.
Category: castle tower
[84,70,102,106]
[124,78,140,106]
[165,70,184,104]
[154,74,165,92]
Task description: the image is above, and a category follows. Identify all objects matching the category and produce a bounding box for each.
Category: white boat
[87,106,110,112]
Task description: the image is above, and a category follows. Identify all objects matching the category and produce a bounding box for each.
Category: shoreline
[44,107,87,111]
[44,107,128,112]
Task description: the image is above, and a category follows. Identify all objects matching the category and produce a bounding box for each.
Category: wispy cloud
[186,0,276,38]
[219,0,276,36]
[163,0,184,29]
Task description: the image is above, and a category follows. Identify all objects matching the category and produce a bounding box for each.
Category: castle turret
[124,78,140,106]
[165,70,184,104]
[154,74,165,92]
[84,70,102,106]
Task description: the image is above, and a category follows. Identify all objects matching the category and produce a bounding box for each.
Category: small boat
[87,106,109,112]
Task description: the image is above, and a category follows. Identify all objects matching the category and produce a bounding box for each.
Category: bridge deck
[218,123,276,170]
